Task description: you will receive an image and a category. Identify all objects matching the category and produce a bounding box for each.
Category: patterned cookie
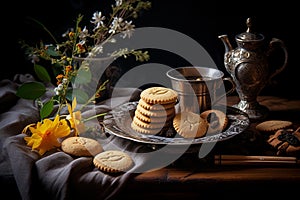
[256,120,293,132]
[140,87,178,104]
[132,115,170,129]
[200,109,228,134]
[173,111,208,139]
[134,109,175,123]
[93,150,134,173]
[61,136,103,157]
[131,120,162,135]
[138,98,176,110]
[136,103,175,117]
[131,87,177,135]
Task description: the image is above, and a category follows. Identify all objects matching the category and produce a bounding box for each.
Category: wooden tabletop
[118,96,300,199]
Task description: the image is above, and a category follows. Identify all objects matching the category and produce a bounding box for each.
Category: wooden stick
[214,155,298,165]
[215,155,297,161]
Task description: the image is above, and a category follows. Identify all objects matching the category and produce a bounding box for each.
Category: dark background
[3,0,299,98]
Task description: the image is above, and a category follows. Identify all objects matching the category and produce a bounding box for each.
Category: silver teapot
[219,17,288,121]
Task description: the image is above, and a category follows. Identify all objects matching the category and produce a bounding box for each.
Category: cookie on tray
[131,87,177,135]
[138,98,176,111]
[131,120,163,135]
[134,109,175,124]
[140,86,178,105]
[61,136,103,157]
[200,109,228,134]
[132,114,170,129]
[256,120,293,133]
[136,103,175,117]
[173,111,208,139]
[93,150,134,173]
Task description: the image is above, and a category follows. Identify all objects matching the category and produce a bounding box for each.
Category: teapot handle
[268,38,288,80]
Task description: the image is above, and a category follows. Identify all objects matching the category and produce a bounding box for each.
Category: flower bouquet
[17,0,152,155]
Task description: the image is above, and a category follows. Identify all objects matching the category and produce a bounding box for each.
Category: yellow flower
[24,115,71,155]
[66,97,86,136]
[22,123,37,134]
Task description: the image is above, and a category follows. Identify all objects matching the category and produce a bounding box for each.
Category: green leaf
[40,100,54,119]
[66,88,89,104]
[16,82,46,100]
[74,64,92,84]
[46,46,60,57]
[52,62,63,75]
[34,64,51,82]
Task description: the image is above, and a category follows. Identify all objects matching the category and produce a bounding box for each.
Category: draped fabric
[0,74,163,200]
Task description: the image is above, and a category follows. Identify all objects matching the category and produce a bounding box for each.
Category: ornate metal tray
[104,101,250,145]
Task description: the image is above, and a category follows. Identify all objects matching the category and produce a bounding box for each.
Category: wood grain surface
[118,96,300,199]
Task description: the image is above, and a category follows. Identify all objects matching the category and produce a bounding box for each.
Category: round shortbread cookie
[140,87,178,104]
[200,109,228,134]
[131,120,162,135]
[256,120,293,132]
[136,103,175,117]
[61,136,103,157]
[132,115,170,129]
[134,109,175,123]
[173,111,208,139]
[138,98,176,111]
[93,150,134,173]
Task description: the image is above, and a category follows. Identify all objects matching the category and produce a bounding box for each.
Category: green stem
[27,17,58,44]
[82,112,107,122]
[71,14,83,66]
[79,79,109,111]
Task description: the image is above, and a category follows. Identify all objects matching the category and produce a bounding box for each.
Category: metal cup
[166,66,235,114]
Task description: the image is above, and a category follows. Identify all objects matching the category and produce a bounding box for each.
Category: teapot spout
[218,34,233,53]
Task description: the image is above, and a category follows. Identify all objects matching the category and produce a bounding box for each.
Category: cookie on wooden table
[256,120,293,133]
[61,136,103,157]
[93,150,134,173]
[173,111,208,139]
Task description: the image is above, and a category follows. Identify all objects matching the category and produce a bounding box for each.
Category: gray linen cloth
[0,74,168,200]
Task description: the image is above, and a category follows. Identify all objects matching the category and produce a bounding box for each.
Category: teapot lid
[236,18,264,42]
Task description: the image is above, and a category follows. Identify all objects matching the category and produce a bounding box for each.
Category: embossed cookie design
[140,86,178,104]
[173,111,208,139]
[93,150,134,173]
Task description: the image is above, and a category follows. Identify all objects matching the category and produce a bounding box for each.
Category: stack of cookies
[131,86,178,135]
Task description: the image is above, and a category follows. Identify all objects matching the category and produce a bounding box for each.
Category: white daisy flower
[91,11,106,30]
